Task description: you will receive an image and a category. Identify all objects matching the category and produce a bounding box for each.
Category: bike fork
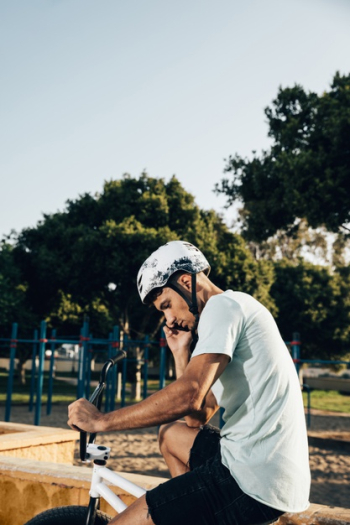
[86,496,100,525]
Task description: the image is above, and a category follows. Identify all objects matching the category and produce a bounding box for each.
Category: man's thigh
[147,428,283,525]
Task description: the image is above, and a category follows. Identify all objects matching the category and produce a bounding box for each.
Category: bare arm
[67,352,228,433]
[164,326,221,427]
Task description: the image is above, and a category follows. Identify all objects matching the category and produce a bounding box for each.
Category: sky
[1,0,350,239]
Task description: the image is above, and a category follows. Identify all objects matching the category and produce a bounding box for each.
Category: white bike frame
[89,462,146,514]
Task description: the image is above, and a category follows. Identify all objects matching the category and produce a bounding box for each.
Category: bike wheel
[24,505,112,525]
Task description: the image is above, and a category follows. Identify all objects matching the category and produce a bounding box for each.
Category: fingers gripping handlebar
[80,350,127,461]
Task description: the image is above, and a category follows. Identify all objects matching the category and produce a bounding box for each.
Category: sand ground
[3,405,350,509]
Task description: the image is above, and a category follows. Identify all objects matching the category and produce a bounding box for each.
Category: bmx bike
[24,350,147,525]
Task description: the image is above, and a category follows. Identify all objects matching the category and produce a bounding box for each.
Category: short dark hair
[145,286,163,305]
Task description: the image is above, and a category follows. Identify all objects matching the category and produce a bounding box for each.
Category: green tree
[11,173,276,340]
[243,219,330,264]
[4,173,277,387]
[270,259,350,360]
[216,72,350,241]
[0,240,37,383]
[0,240,34,335]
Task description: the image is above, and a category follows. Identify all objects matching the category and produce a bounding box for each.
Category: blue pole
[302,384,312,428]
[29,329,38,412]
[35,321,47,426]
[105,332,113,412]
[110,325,119,411]
[143,335,149,400]
[82,319,90,398]
[292,332,301,377]
[121,333,128,408]
[77,319,89,399]
[76,327,84,399]
[159,327,167,390]
[85,333,93,399]
[5,323,18,422]
[46,329,56,415]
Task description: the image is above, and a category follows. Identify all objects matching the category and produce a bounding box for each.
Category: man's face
[153,287,196,332]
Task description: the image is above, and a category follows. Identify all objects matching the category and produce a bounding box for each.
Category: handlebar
[80,350,126,461]
[108,351,127,366]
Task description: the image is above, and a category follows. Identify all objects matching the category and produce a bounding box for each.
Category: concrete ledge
[277,504,350,524]
[308,431,350,451]
[1,456,349,525]
[0,421,77,463]
[0,456,165,525]
[303,377,350,392]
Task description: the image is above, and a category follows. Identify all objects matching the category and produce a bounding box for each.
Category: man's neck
[198,283,224,313]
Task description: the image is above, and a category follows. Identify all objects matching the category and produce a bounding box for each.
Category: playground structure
[287,332,350,427]
[1,319,168,426]
[1,324,350,428]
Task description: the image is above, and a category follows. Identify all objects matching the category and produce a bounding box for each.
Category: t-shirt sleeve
[191,293,245,361]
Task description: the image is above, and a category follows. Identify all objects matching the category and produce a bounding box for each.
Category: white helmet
[137,240,210,304]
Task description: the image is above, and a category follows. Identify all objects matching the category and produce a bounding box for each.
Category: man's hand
[163,325,193,380]
[164,324,193,355]
[68,398,105,433]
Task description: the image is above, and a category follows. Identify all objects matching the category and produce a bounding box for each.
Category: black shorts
[146,424,284,525]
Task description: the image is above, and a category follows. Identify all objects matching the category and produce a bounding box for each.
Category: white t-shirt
[191,291,310,513]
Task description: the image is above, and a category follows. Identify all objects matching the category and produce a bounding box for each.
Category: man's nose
[165,314,176,327]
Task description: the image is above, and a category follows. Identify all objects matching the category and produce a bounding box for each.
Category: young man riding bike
[68,240,310,525]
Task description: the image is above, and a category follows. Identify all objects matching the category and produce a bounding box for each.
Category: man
[68,240,310,524]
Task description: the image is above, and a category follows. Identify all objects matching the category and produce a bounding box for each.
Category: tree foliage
[2,173,350,363]
[1,174,275,341]
[217,72,350,241]
[0,241,34,336]
[271,260,350,360]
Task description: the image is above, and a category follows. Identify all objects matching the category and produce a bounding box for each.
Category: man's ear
[177,273,192,291]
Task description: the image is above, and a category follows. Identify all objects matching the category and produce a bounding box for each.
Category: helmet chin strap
[166,273,200,331]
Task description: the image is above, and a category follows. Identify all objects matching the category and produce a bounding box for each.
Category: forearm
[68,352,228,435]
[100,376,195,432]
[172,350,219,427]
[172,348,205,426]
[173,348,191,379]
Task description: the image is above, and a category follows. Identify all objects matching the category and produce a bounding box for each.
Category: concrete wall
[278,506,350,524]
[0,422,77,464]
[0,456,165,525]
[0,457,349,525]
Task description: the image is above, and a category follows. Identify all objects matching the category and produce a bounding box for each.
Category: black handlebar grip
[109,350,127,365]
[80,430,87,461]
